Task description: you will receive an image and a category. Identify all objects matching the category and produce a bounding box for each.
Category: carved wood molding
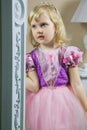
[12,0,26,129]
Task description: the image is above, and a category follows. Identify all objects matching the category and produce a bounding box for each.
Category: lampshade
[71,0,87,23]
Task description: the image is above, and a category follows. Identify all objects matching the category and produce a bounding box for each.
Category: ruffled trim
[62,46,83,67]
[26,54,35,73]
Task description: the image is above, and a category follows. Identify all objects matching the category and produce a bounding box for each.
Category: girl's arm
[69,66,87,112]
[26,70,40,93]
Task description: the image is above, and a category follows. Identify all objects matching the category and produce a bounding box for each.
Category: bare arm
[26,70,40,93]
[69,66,87,112]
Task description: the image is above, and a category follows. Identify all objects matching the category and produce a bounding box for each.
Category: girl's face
[31,12,56,49]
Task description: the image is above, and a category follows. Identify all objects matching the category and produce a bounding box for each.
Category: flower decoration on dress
[62,46,83,67]
[26,54,35,73]
[46,53,56,63]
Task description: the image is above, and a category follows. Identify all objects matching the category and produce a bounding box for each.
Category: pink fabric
[26,54,35,72]
[26,46,87,130]
[37,48,60,86]
[62,46,83,67]
[26,86,87,130]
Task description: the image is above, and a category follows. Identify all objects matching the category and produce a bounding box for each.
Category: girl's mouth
[38,35,44,39]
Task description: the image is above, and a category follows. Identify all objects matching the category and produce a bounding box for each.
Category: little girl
[26,2,87,130]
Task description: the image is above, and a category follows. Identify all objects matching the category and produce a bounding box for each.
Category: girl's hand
[26,71,40,93]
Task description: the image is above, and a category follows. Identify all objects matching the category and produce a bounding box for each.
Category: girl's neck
[39,44,55,51]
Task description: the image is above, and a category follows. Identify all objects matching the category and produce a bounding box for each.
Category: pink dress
[26,46,87,130]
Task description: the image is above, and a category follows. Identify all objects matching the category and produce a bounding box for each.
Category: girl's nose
[37,27,43,33]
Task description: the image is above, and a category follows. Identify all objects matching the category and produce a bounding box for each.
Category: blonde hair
[28,2,69,48]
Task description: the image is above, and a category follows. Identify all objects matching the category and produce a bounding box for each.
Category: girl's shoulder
[26,48,38,55]
[26,48,38,73]
[59,45,83,54]
[59,45,83,67]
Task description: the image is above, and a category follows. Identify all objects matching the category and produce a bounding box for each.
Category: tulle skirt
[26,86,87,130]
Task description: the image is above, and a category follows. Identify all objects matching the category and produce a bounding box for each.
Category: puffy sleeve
[26,53,35,73]
[62,46,83,68]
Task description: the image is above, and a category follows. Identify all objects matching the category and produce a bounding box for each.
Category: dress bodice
[26,46,83,88]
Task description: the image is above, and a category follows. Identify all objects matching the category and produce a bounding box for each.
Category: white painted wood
[12,0,27,130]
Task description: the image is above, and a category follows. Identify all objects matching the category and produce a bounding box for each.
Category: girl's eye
[31,25,37,29]
[41,23,48,27]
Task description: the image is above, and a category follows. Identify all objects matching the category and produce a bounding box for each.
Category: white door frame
[1,0,27,130]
